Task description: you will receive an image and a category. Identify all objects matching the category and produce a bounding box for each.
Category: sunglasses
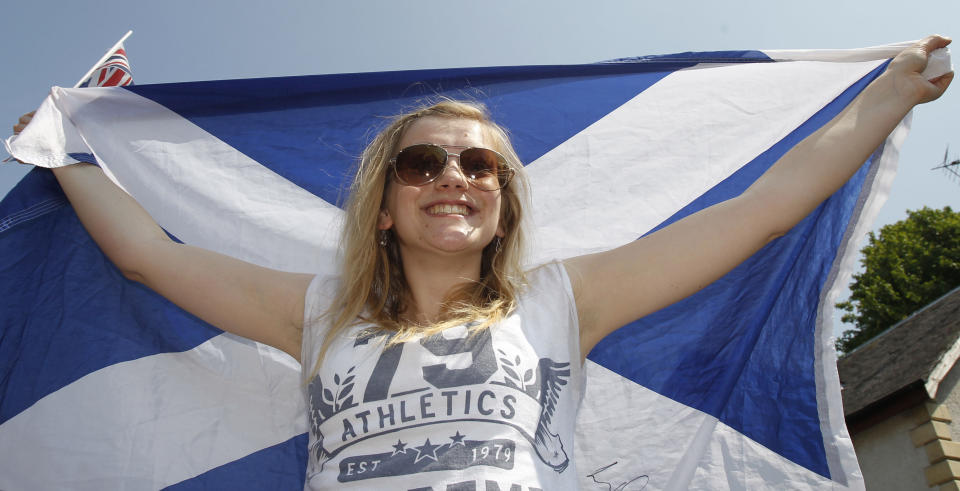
[389,143,514,191]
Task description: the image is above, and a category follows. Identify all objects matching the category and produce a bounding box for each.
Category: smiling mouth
[426,204,471,216]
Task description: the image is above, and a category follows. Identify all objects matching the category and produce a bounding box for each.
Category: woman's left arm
[568,35,954,357]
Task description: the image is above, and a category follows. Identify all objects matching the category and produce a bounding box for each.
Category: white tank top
[300,262,584,490]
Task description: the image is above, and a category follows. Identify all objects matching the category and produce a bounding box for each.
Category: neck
[397,248,484,325]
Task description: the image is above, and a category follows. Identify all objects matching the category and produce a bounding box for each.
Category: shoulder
[523,260,575,301]
[518,261,580,337]
[304,274,340,312]
[300,274,342,358]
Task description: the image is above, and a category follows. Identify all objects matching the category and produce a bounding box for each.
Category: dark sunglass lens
[460,148,503,190]
[397,145,446,185]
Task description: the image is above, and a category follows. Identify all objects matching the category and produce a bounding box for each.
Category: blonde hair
[310,99,530,374]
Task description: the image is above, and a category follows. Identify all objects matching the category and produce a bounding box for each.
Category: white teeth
[427,204,469,215]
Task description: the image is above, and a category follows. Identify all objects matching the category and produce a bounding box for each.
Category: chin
[423,233,490,256]
[431,240,483,255]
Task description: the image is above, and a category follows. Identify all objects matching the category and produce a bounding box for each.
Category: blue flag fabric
[1,43,938,489]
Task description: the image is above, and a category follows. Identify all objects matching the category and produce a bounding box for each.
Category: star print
[449,431,466,446]
[392,439,407,455]
[413,438,440,464]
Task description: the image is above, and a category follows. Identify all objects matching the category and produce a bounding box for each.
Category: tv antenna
[933,146,960,184]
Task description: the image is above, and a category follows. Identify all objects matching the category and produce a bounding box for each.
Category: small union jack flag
[78,46,133,87]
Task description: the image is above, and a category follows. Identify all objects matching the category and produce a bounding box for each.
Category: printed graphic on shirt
[407,480,543,491]
[339,434,515,482]
[306,327,571,482]
[408,480,544,491]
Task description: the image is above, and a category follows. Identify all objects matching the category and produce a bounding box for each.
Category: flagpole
[73,30,133,88]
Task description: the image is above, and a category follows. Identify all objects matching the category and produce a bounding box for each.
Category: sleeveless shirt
[300,262,583,490]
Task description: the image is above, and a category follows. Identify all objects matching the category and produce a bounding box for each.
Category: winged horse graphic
[523,358,572,472]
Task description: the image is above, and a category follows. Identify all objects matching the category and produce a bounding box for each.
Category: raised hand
[887,35,953,105]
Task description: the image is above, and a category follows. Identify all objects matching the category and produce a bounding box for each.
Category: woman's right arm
[50,160,314,361]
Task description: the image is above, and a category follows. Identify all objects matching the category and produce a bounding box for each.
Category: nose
[434,153,469,189]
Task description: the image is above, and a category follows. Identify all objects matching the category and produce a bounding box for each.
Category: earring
[494,236,503,255]
[379,230,389,247]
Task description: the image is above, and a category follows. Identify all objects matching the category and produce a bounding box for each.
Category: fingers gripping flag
[2,43,949,489]
[8,32,135,168]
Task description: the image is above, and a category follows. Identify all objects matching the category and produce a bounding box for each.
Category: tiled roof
[838,287,960,417]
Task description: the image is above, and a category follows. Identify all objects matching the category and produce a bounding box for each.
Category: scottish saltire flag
[1,42,951,490]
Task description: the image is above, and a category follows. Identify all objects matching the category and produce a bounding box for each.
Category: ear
[495,202,507,237]
[378,208,393,230]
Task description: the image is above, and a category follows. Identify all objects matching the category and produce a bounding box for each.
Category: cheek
[383,185,422,229]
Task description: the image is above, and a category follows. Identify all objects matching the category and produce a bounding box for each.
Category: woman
[14,36,953,489]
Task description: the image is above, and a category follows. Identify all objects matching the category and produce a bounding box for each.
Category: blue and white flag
[2,42,950,490]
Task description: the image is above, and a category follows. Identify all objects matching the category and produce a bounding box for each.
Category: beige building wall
[935,362,960,439]
[931,362,960,490]
[851,405,932,490]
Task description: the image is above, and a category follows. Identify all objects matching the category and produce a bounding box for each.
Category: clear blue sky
[2,0,957,334]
